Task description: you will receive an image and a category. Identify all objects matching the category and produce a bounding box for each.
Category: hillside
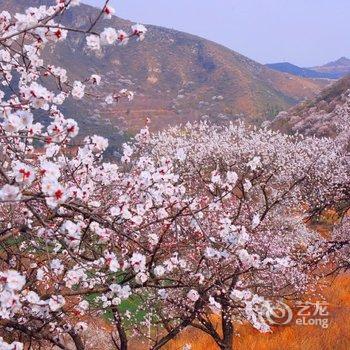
[271,75,350,137]
[311,57,350,79]
[1,0,327,142]
[266,62,337,79]
[267,57,350,80]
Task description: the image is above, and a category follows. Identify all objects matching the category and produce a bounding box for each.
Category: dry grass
[164,275,350,350]
[33,275,350,349]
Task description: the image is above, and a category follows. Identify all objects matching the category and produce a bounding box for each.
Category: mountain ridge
[267,57,350,80]
[310,57,350,79]
[266,62,337,79]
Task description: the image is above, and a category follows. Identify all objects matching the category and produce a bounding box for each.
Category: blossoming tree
[0,1,349,350]
[124,121,349,349]
[0,1,148,349]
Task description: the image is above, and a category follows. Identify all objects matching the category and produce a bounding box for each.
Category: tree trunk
[69,330,85,350]
[220,300,234,350]
[113,307,128,350]
[152,316,193,350]
[219,344,232,350]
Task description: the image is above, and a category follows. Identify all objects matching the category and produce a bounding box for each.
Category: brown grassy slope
[165,275,350,350]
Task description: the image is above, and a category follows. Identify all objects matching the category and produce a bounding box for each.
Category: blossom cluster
[0,1,349,349]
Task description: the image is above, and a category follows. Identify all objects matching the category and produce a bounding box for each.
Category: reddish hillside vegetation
[272,75,350,137]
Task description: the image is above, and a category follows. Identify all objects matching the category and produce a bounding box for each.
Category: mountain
[266,62,336,79]
[267,58,350,80]
[1,0,327,148]
[310,57,350,79]
[271,75,350,137]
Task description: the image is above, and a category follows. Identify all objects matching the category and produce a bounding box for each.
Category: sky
[84,0,349,67]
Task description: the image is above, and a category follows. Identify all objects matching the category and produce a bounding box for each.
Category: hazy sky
[84,0,349,67]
